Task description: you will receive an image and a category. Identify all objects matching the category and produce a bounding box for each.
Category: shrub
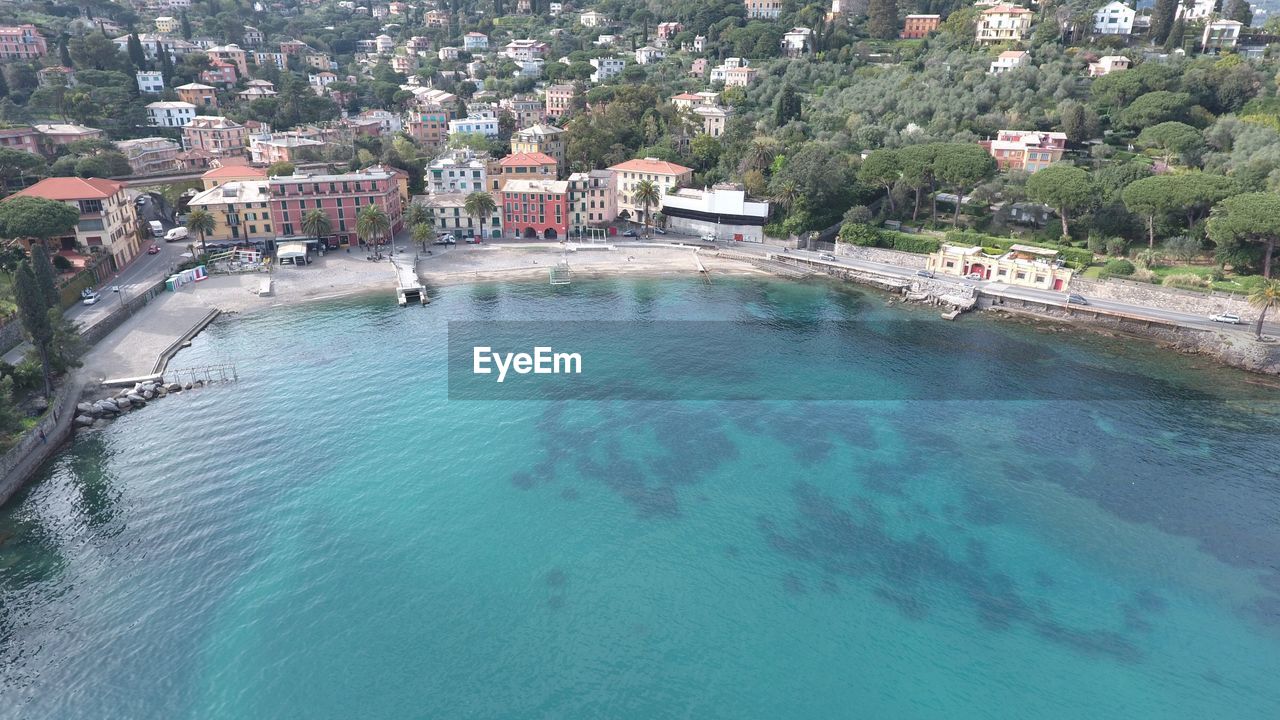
[1130,269,1158,283]
[1162,273,1210,289]
[1087,235,1106,253]
[1105,238,1128,256]
[843,205,874,225]
[1103,258,1135,276]
[52,255,72,271]
[886,232,940,254]
[10,359,42,392]
[838,222,883,247]
[1163,235,1202,262]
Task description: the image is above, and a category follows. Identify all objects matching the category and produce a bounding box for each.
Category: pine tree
[58,35,73,68]
[1224,0,1253,26]
[866,0,900,40]
[28,244,59,310]
[14,261,53,398]
[774,85,801,127]
[127,33,147,71]
[1151,0,1178,44]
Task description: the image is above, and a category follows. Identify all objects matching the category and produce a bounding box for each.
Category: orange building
[901,15,941,39]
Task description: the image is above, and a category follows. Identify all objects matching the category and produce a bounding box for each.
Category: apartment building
[0,25,47,60]
[10,177,139,270]
[114,137,181,176]
[182,116,248,158]
[501,179,570,239]
[608,157,693,220]
[267,168,405,247]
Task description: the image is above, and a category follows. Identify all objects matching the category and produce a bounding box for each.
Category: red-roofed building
[9,177,139,269]
[497,152,558,189]
[607,157,693,220]
[501,179,570,240]
[200,162,268,190]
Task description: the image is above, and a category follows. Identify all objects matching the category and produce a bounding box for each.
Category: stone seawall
[980,298,1280,375]
[1069,277,1251,319]
[0,379,84,507]
[834,244,930,268]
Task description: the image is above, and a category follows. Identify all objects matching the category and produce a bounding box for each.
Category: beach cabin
[276,241,310,266]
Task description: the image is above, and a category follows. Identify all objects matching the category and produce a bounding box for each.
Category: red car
[147,244,160,255]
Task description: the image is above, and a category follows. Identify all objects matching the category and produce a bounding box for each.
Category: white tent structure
[277,242,309,266]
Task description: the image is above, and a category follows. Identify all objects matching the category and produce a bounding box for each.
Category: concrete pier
[392,255,427,306]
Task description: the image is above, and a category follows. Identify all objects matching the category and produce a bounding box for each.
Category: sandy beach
[78,242,766,379]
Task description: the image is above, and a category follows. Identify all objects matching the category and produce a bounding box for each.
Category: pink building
[0,25,47,60]
[502,179,570,240]
[268,168,404,248]
[544,84,576,119]
[981,130,1068,173]
[0,126,41,155]
[200,60,239,86]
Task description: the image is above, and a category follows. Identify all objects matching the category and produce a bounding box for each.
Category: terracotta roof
[500,152,557,166]
[671,93,702,101]
[10,177,121,201]
[201,164,267,179]
[983,5,1033,13]
[608,158,693,176]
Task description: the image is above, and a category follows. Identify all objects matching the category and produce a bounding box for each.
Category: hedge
[885,231,940,254]
[837,223,940,254]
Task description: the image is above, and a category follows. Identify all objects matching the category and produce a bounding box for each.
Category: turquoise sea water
[2,276,1280,719]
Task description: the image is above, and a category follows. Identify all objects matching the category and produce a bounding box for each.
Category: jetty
[392,254,427,306]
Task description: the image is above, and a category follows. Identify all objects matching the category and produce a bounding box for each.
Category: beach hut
[277,242,309,266]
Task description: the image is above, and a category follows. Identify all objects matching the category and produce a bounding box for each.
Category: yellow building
[186,179,274,242]
[928,244,1074,291]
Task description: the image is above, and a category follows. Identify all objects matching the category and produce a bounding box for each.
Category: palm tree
[404,201,431,230]
[632,179,660,239]
[771,179,799,219]
[186,208,216,257]
[1248,279,1280,341]
[412,222,433,252]
[743,137,780,173]
[357,204,391,259]
[300,209,332,250]
[464,191,497,242]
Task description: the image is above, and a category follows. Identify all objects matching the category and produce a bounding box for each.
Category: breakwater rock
[75,378,210,430]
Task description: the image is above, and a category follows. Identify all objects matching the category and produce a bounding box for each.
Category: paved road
[763,246,1278,337]
[71,239,185,328]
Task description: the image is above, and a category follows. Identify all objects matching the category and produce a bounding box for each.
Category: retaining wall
[1069,277,1252,318]
[0,378,83,506]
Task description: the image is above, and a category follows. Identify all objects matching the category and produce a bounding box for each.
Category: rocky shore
[73,377,213,429]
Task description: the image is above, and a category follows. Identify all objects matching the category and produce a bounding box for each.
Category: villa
[928,244,1075,291]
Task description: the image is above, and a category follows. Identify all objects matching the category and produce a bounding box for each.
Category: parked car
[148,220,164,237]
[1210,313,1242,324]
[164,227,189,242]
[433,234,455,245]
[652,227,666,235]
[1067,294,1089,305]
[465,237,482,244]
[916,270,935,278]
[699,234,716,243]
[147,244,160,255]
[967,272,984,280]
[819,253,836,261]
[81,291,100,305]
[622,229,638,237]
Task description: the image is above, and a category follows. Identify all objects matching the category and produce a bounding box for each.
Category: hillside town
[2,0,1280,429]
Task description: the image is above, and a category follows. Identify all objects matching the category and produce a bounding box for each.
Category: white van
[164,226,189,242]
[148,220,164,237]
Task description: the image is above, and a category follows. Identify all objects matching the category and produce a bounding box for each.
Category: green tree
[185,208,216,256]
[857,149,900,215]
[13,261,53,398]
[898,144,940,221]
[412,222,433,251]
[632,180,661,238]
[1248,279,1280,340]
[774,85,801,127]
[266,161,296,176]
[28,243,59,309]
[1026,165,1094,240]
[933,144,996,228]
[127,33,147,71]
[866,0,900,40]
[1224,0,1253,26]
[1151,0,1179,44]
[464,191,497,241]
[1117,91,1193,131]
[0,147,46,189]
[1136,121,1205,166]
[300,209,332,247]
[1206,192,1280,278]
[404,201,431,231]
[1123,175,1184,248]
[181,12,193,41]
[0,196,80,249]
[357,204,391,257]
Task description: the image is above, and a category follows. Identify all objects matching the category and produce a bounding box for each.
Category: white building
[1088,55,1131,77]
[661,186,769,242]
[1178,0,1216,20]
[635,46,665,65]
[514,60,544,78]
[580,11,608,27]
[438,46,460,61]
[989,50,1030,75]
[709,57,748,84]
[594,34,617,47]
[1202,19,1243,51]
[146,100,196,128]
[589,57,625,83]
[463,32,489,51]
[448,115,500,138]
[136,70,165,94]
[1092,2,1136,35]
[781,27,813,56]
[503,39,549,62]
[426,149,489,194]
[375,34,395,54]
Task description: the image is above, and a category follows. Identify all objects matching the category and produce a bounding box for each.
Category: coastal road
[70,239,185,328]
[760,246,1280,337]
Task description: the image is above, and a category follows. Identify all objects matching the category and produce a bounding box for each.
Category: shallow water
[1,276,1278,719]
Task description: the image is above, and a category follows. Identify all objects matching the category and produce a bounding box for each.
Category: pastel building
[176,83,218,110]
[976,6,1034,45]
[501,179,570,239]
[0,25,47,60]
[182,116,248,158]
[901,15,941,39]
[511,124,566,170]
[185,179,274,242]
[114,137,181,176]
[928,244,1075,290]
[981,130,1068,172]
[568,169,617,229]
[608,157,693,220]
[267,168,405,247]
[989,50,1030,75]
[498,152,558,188]
[1088,55,1130,77]
[544,84,576,118]
[9,177,139,270]
[743,0,784,20]
[146,101,197,128]
[421,193,503,239]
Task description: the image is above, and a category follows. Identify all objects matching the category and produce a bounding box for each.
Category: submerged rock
[74,414,94,427]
